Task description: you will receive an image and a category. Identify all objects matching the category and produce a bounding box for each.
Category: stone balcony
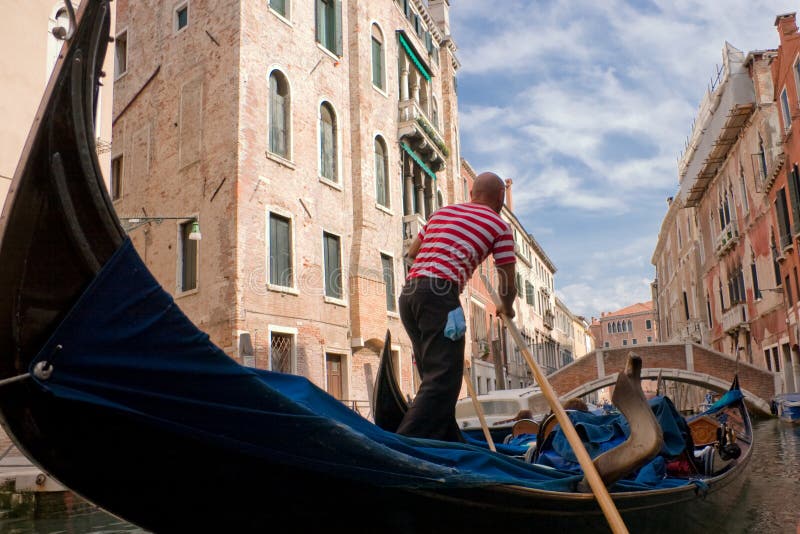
[402,213,425,254]
[543,310,554,330]
[398,99,448,173]
[722,302,748,334]
[714,221,740,257]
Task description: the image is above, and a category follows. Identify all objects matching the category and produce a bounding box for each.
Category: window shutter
[315,0,324,44]
[334,0,343,56]
[791,167,800,233]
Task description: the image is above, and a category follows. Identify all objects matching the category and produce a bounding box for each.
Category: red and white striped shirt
[408,202,516,288]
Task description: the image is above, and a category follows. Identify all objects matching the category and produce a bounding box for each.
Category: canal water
[0,418,797,533]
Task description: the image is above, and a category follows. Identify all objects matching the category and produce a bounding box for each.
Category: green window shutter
[320,105,335,181]
[324,233,342,299]
[315,0,324,44]
[270,214,292,286]
[334,0,343,56]
[382,254,395,312]
[375,140,387,206]
[791,166,800,233]
[372,38,383,88]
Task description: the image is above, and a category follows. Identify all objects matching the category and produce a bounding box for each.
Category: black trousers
[397,277,465,442]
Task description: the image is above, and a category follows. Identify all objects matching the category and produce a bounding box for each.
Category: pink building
[590,302,657,350]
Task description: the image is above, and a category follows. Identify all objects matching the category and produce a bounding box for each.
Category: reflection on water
[1,419,797,533]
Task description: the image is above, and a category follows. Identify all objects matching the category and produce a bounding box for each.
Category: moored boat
[772,393,800,423]
[0,2,755,532]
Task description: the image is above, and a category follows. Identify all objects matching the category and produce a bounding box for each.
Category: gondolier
[397,171,517,442]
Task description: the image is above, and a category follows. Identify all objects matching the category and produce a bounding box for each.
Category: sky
[450,0,797,322]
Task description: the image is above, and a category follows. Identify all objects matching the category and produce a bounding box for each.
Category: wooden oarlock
[480,274,629,534]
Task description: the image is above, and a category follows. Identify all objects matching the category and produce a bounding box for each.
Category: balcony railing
[341,399,371,417]
[398,99,448,172]
[721,302,747,334]
[714,220,740,256]
[403,213,425,254]
[543,310,554,329]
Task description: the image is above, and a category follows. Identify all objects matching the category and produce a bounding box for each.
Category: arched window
[627,320,632,332]
[375,136,388,207]
[319,102,337,182]
[371,24,384,90]
[431,96,439,130]
[621,321,626,333]
[612,322,617,334]
[607,323,611,334]
[269,70,290,158]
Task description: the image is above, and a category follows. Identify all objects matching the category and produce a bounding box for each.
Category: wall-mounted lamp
[119,216,202,241]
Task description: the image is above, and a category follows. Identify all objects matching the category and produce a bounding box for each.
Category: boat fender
[719,443,741,461]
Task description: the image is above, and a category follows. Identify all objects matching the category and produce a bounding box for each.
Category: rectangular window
[270,332,293,373]
[790,165,800,234]
[180,221,198,292]
[752,262,761,299]
[785,275,793,304]
[683,291,690,320]
[772,346,781,372]
[632,339,637,345]
[647,336,652,343]
[174,3,188,32]
[515,274,522,299]
[114,30,128,78]
[323,232,342,299]
[764,349,772,371]
[604,341,609,348]
[270,0,288,17]
[269,213,292,287]
[781,88,792,131]
[371,37,383,89]
[110,155,123,200]
[622,339,628,346]
[525,281,534,306]
[381,254,396,312]
[315,0,342,55]
[645,319,652,330]
[776,188,792,249]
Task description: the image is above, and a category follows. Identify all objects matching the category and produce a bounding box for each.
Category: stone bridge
[549,343,778,415]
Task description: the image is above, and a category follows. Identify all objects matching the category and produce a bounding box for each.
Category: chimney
[505,178,513,212]
[428,0,451,36]
[775,13,798,38]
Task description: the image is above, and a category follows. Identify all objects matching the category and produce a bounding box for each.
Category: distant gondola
[0,2,755,533]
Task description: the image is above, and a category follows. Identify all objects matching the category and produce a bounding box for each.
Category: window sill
[375,203,393,215]
[174,25,188,36]
[114,70,128,83]
[387,310,400,319]
[324,296,348,307]
[372,83,389,99]
[176,287,199,299]
[266,151,296,169]
[319,176,343,191]
[316,42,340,62]
[268,8,292,27]
[268,284,299,296]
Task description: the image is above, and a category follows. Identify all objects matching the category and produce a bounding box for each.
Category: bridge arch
[547,343,777,416]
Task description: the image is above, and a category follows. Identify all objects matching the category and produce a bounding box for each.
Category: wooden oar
[481,274,629,534]
[462,367,496,452]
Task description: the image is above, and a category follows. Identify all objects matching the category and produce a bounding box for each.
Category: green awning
[401,142,436,180]
[398,33,431,82]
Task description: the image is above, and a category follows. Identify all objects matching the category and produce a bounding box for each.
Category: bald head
[471,172,506,213]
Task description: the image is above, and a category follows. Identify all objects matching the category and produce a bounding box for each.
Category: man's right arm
[495,262,517,319]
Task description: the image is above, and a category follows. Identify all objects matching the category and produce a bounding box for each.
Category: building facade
[652,38,799,396]
[590,302,657,350]
[112,0,461,408]
[0,1,115,210]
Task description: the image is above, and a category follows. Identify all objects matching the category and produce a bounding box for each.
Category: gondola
[0,2,753,533]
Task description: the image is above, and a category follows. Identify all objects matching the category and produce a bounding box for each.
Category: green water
[1,419,798,533]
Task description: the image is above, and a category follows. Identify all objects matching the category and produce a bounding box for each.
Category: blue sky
[451,0,797,321]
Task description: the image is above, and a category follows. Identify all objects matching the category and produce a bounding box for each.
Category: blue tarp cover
[30,240,705,493]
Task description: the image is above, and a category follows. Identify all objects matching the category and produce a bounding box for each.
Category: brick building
[589,301,656,350]
[111,0,461,407]
[767,13,800,394]
[652,36,799,396]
